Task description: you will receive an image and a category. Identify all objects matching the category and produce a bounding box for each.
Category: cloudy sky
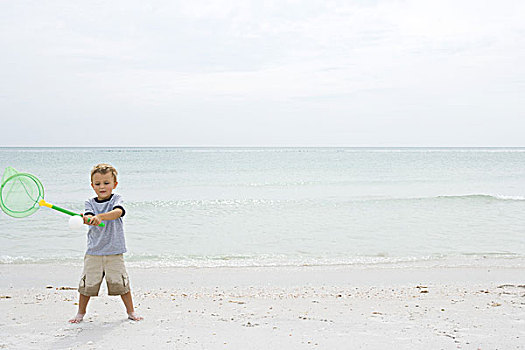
[1,0,524,146]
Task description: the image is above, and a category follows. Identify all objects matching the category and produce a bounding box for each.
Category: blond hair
[91,163,118,182]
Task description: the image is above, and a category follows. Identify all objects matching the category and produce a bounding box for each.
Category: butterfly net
[0,167,44,218]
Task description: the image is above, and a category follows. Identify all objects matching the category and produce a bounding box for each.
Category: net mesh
[0,168,44,218]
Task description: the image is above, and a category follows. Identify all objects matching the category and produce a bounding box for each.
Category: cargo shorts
[78,254,130,297]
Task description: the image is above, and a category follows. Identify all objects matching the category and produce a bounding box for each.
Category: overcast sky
[1,0,524,146]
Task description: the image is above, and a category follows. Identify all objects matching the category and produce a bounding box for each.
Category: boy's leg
[78,293,90,314]
[121,291,143,321]
[70,255,103,323]
[104,255,142,321]
[69,293,90,323]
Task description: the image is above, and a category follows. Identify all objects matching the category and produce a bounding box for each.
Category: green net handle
[56,205,105,227]
[40,200,105,227]
[53,204,105,227]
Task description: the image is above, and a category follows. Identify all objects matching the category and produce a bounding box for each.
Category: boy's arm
[88,208,124,226]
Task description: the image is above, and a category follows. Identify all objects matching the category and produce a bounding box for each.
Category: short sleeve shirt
[84,193,127,255]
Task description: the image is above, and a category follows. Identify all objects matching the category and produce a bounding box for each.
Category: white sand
[1,262,524,349]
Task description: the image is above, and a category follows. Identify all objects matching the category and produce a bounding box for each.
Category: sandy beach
[1,261,524,350]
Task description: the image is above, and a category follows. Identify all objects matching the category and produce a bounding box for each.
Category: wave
[2,253,524,268]
[122,194,525,209]
[0,255,83,265]
[434,194,525,202]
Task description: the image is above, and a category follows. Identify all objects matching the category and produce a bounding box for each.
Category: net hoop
[0,172,45,218]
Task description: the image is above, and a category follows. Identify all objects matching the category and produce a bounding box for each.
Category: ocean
[0,147,524,268]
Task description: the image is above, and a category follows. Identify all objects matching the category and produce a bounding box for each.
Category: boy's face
[91,172,118,200]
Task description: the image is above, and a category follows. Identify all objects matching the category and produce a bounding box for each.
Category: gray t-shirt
[84,193,127,255]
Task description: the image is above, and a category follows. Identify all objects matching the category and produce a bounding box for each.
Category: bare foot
[69,313,85,323]
[127,312,143,321]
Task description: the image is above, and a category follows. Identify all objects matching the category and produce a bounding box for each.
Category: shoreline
[1,261,525,287]
[2,253,525,269]
[1,264,524,349]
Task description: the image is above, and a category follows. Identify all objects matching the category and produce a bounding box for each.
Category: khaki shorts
[78,254,130,297]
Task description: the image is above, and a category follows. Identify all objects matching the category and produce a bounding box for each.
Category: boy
[69,163,143,323]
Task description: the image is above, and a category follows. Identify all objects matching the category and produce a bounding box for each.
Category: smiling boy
[69,163,142,323]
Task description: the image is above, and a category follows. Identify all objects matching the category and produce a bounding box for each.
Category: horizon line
[1,145,525,149]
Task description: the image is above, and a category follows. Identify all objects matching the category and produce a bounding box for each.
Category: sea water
[0,147,524,267]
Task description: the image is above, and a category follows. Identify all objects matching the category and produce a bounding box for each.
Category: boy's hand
[82,215,92,225]
[89,215,102,226]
